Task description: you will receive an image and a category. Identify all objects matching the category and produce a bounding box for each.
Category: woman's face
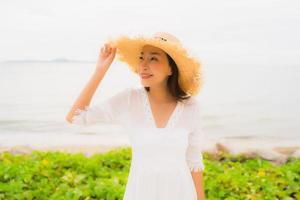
[137,45,172,87]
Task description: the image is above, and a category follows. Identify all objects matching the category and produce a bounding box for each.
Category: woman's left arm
[191,171,205,200]
[186,100,206,200]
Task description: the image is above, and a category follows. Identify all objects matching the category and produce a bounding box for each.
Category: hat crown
[152,32,181,45]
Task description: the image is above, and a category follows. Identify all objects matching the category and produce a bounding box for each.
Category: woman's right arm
[65,43,117,123]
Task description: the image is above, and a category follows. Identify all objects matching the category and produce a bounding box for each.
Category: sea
[0,60,299,148]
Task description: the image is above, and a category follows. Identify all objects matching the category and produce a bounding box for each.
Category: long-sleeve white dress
[71,86,206,200]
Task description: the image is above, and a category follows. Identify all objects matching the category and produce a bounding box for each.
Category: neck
[147,84,175,103]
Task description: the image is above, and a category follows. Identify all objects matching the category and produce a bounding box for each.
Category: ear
[169,68,173,76]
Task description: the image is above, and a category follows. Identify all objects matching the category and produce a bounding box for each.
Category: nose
[140,58,147,66]
[139,60,150,71]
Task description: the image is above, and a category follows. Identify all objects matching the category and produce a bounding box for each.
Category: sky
[0,0,300,65]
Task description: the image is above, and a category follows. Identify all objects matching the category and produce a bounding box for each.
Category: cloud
[0,0,299,65]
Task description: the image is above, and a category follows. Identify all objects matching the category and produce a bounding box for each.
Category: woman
[65,32,206,200]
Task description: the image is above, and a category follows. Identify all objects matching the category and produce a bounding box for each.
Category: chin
[141,82,151,87]
[140,78,153,85]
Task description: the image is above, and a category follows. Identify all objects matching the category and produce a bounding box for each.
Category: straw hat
[107,32,203,96]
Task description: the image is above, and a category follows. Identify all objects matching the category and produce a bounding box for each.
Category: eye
[139,56,157,61]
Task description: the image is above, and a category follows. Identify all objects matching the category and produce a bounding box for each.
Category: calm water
[0,61,299,147]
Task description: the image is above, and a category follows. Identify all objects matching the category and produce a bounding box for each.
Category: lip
[140,74,153,79]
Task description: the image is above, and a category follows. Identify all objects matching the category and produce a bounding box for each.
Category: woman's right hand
[96,43,117,71]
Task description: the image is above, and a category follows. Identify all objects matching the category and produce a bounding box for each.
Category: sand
[0,144,129,157]
[1,137,299,164]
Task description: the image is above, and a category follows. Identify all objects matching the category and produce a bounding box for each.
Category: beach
[1,137,299,165]
[1,62,300,169]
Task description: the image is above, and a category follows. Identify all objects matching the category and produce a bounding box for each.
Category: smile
[141,75,153,79]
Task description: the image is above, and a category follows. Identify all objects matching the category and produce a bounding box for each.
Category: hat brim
[107,35,203,96]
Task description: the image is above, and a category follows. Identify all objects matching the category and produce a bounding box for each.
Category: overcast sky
[0,0,299,65]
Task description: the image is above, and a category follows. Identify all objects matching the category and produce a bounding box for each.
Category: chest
[130,127,190,151]
[123,87,195,131]
[148,101,178,128]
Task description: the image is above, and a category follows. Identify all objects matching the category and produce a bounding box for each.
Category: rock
[253,148,288,165]
[0,147,11,153]
[272,146,300,156]
[9,145,34,155]
[241,150,259,159]
[291,149,300,158]
[215,142,231,153]
[211,142,290,165]
[203,145,218,155]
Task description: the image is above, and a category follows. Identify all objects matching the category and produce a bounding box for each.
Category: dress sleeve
[70,87,133,126]
[186,101,206,172]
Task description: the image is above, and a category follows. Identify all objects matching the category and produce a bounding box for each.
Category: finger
[110,47,115,54]
[108,47,115,55]
[106,44,111,50]
[108,48,115,57]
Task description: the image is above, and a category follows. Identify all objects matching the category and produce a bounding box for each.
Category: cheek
[150,64,160,71]
[151,63,167,74]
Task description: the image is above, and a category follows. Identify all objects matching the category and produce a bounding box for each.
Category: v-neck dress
[71,86,206,200]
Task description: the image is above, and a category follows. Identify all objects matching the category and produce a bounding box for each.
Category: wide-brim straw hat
[107,32,203,96]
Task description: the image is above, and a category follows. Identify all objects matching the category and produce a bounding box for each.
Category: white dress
[71,86,206,200]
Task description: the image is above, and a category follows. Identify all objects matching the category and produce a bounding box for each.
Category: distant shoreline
[0,58,94,63]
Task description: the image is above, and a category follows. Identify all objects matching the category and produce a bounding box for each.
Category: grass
[0,147,299,200]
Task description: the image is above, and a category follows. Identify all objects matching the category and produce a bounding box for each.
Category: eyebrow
[140,52,161,56]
